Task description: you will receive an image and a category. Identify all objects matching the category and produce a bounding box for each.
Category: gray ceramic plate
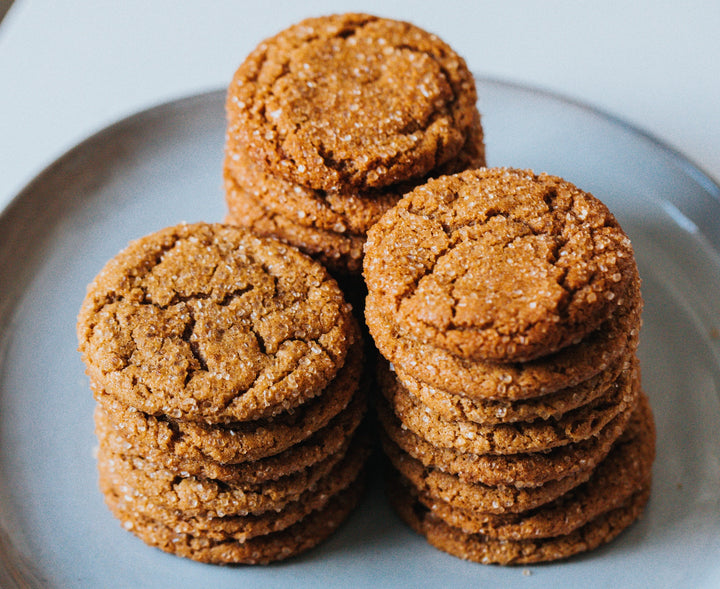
[1,79,719,588]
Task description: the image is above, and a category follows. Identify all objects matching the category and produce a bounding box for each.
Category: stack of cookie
[77,222,369,564]
[222,13,486,277]
[363,168,655,564]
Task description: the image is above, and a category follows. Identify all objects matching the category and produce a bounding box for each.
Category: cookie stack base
[390,479,650,566]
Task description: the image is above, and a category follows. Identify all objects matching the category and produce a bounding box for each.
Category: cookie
[226,13,478,192]
[77,222,358,423]
[95,381,366,485]
[363,168,638,363]
[393,349,630,425]
[105,475,365,564]
[94,339,364,466]
[379,354,639,455]
[365,274,641,400]
[382,435,595,515]
[96,425,367,518]
[377,384,634,488]
[391,479,650,565]
[100,429,367,543]
[223,111,486,237]
[224,173,366,274]
[412,391,655,540]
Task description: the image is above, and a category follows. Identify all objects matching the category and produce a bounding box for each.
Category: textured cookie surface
[391,480,650,565]
[393,350,630,425]
[223,112,486,236]
[94,339,364,466]
[100,433,367,543]
[412,391,655,540]
[379,357,638,455]
[377,385,634,488]
[383,436,594,515]
[227,13,478,192]
[365,275,641,400]
[224,174,366,274]
[105,476,364,565]
[97,427,368,518]
[77,222,357,423]
[96,382,366,484]
[364,168,638,362]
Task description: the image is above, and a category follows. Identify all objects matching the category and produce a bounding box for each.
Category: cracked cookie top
[226,13,478,192]
[77,222,357,424]
[364,168,638,362]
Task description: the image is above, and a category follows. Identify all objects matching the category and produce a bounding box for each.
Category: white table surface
[1,0,719,214]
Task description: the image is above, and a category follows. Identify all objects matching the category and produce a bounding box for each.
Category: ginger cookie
[411,391,655,540]
[94,339,364,466]
[224,173,366,275]
[223,112,485,237]
[379,354,639,456]
[393,349,630,425]
[390,480,650,565]
[77,222,358,423]
[97,427,368,519]
[382,436,595,515]
[224,149,399,236]
[376,386,634,488]
[226,13,478,192]
[95,383,366,485]
[365,274,641,400]
[363,168,638,363]
[105,476,365,565]
[100,432,367,543]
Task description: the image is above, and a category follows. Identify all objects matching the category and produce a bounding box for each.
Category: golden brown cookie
[411,391,655,540]
[393,349,630,425]
[363,168,638,363]
[100,430,367,543]
[96,424,368,518]
[94,339,364,467]
[223,112,485,237]
[382,436,594,515]
[105,476,365,564]
[391,480,650,565]
[379,356,639,455]
[224,174,366,275]
[376,385,634,488]
[365,275,641,400]
[226,13,478,192]
[77,222,358,423]
[95,382,366,485]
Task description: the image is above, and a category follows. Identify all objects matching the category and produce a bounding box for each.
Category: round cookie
[223,111,486,236]
[376,385,634,488]
[95,384,366,485]
[226,13,478,192]
[363,168,638,362]
[100,433,367,543]
[77,222,358,423]
[393,348,630,425]
[94,339,364,466]
[105,476,365,564]
[97,427,368,518]
[382,436,595,515]
[224,173,366,274]
[390,479,650,565]
[365,275,641,400]
[413,391,655,540]
[379,355,639,456]
[224,149,399,235]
